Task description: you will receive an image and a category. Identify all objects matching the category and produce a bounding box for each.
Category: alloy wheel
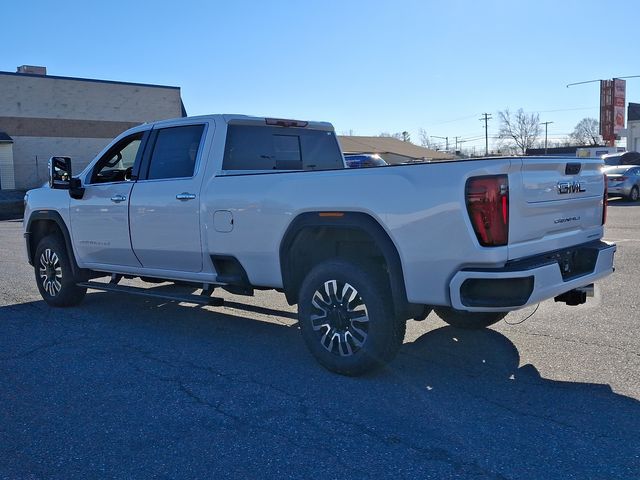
[39,248,62,296]
[310,279,369,356]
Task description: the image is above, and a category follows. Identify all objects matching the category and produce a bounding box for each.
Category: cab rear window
[223,125,343,171]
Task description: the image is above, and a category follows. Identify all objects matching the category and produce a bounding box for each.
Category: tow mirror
[48,156,72,189]
[48,156,84,199]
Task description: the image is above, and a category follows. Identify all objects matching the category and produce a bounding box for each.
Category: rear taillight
[465,175,509,247]
[602,173,608,225]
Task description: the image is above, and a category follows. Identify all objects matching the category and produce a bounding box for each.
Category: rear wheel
[34,234,86,307]
[434,307,506,329]
[297,260,405,376]
[629,186,639,202]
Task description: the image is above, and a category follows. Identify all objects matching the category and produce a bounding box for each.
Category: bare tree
[498,108,541,155]
[570,118,601,146]
[401,131,410,142]
[494,139,519,156]
[418,128,432,148]
[379,132,403,140]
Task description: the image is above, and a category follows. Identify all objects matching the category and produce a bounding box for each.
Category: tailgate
[508,157,605,260]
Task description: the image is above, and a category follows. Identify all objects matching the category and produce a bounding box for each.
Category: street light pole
[431,136,449,152]
[540,121,553,155]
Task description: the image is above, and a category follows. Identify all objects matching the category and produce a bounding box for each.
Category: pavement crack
[177,382,243,423]
[125,348,374,475]
[308,408,509,480]
[0,334,88,361]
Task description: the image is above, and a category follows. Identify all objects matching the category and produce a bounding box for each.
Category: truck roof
[148,114,334,131]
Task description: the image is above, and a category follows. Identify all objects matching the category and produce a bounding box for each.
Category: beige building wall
[627,121,640,152]
[0,74,182,122]
[0,72,184,189]
[11,137,112,188]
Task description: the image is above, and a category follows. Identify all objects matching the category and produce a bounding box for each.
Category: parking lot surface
[1,199,639,479]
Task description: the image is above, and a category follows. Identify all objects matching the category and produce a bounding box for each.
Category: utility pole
[431,136,449,152]
[457,139,468,156]
[479,113,492,156]
[454,136,461,152]
[540,121,553,155]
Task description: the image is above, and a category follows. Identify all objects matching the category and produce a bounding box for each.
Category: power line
[431,135,449,151]
[566,75,640,88]
[530,106,597,113]
[423,114,479,127]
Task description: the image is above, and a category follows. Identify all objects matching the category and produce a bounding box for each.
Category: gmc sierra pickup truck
[23,114,616,375]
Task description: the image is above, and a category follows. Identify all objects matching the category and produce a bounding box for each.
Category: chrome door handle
[176,192,196,201]
[110,194,127,203]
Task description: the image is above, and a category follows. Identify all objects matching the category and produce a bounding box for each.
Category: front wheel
[297,260,405,376]
[434,307,506,329]
[34,234,86,307]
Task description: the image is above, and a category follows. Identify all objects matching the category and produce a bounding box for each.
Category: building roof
[0,131,13,143]
[337,135,453,160]
[0,70,180,90]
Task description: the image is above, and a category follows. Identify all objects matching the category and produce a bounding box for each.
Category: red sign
[600,80,614,142]
[613,78,626,137]
[600,78,626,143]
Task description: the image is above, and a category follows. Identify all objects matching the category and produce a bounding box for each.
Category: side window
[91,134,143,184]
[223,125,343,171]
[146,125,205,180]
[273,135,302,170]
[300,132,343,170]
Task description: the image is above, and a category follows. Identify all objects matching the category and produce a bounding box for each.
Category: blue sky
[2,0,638,152]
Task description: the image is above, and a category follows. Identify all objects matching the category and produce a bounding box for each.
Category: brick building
[0,66,185,190]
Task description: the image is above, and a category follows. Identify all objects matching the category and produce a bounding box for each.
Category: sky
[2,0,639,153]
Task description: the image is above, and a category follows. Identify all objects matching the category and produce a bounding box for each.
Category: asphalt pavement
[1,199,639,479]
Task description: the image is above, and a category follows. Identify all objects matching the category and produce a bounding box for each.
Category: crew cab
[23,114,616,375]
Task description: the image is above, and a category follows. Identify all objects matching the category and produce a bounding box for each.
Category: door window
[91,134,143,184]
[146,125,205,180]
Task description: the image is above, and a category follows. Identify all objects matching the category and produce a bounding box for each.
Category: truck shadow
[1,293,638,478]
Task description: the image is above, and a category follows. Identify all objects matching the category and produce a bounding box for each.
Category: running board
[77,281,224,306]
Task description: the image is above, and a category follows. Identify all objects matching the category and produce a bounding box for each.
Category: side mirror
[48,156,72,189]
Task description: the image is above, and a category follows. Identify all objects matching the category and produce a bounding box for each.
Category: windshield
[344,155,388,168]
[603,156,622,166]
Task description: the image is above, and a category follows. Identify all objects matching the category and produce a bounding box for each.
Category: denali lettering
[554,216,581,224]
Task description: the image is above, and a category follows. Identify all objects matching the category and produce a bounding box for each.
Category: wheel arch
[279,211,414,319]
[26,210,80,276]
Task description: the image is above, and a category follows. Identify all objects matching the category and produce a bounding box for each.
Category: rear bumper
[449,240,616,312]
[607,185,631,196]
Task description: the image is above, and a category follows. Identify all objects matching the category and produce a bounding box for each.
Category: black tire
[34,234,86,307]
[629,186,639,202]
[434,307,506,329]
[297,260,405,376]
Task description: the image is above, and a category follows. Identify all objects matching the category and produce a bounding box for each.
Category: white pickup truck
[23,114,616,375]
